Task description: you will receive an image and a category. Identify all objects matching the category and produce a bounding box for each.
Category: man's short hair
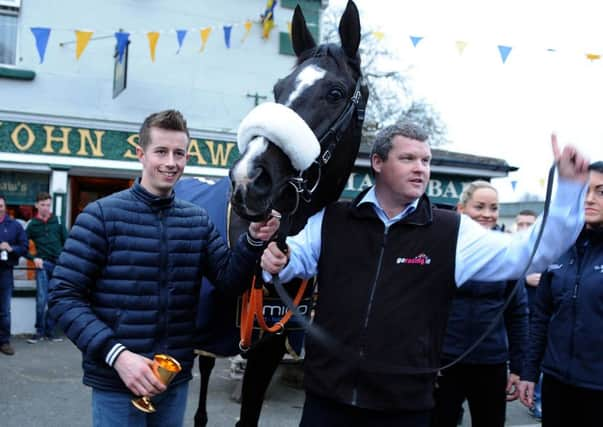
[589,161,603,174]
[517,209,537,218]
[370,122,429,175]
[36,192,52,202]
[0,194,5,203]
[138,109,190,151]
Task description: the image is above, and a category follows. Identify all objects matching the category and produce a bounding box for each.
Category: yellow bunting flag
[242,20,253,42]
[74,30,93,60]
[586,53,601,61]
[147,32,160,62]
[200,27,212,52]
[262,19,274,39]
[372,31,384,41]
[538,178,545,188]
[287,21,292,36]
[455,40,468,55]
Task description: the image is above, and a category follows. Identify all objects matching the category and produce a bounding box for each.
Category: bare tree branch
[321,2,448,146]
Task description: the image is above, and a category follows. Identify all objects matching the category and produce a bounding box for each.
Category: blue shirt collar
[358,186,419,227]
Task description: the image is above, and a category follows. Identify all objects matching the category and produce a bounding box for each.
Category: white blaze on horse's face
[285,64,326,107]
[231,136,268,185]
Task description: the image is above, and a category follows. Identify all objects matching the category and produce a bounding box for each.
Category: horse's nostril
[251,166,272,195]
[232,187,244,205]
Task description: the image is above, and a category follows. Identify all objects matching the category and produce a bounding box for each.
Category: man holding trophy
[48,110,279,427]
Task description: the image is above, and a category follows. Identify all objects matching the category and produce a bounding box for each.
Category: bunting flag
[261,0,277,39]
[223,25,232,48]
[287,21,292,35]
[30,27,51,63]
[200,27,212,52]
[455,40,468,55]
[176,29,187,53]
[241,20,253,42]
[25,21,603,67]
[147,31,160,62]
[75,30,93,60]
[372,31,384,41]
[538,178,545,188]
[498,45,512,64]
[115,31,130,63]
[511,180,517,191]
[410,35,423,48]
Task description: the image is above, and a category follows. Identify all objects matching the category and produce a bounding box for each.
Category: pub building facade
[0,117,516,334]
[0,0,516,333]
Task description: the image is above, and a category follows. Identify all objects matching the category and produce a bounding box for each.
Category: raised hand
[551,133,589,183]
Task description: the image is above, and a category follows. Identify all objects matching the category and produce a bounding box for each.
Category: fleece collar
[236,102,320,171]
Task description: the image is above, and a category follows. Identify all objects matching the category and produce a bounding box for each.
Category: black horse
[175,2,367,426]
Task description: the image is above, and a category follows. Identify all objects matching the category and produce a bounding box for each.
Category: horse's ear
[291,5,316,57]
[338,0,361,58]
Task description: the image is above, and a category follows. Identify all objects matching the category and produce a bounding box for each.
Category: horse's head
[230,0,368,229]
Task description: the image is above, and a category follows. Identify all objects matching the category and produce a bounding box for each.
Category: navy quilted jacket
[523,227,603,390]
[48,181,262,392]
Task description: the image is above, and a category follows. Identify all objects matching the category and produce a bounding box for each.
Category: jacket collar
[131,178,175,210]
[579,225,603,245]
[349,187,434,226]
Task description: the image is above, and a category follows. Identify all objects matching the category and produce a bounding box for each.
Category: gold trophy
[131,354,182,413]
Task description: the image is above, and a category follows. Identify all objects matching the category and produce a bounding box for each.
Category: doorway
[70,176,133,225]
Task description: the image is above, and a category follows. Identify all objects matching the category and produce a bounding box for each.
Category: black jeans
[542,373,603,427]
[431,362,507,427]
[300,392,431,427]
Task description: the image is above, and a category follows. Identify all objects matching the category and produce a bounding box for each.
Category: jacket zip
[158,209,169,352]
[352,225,389,405]
[567,244,587,380]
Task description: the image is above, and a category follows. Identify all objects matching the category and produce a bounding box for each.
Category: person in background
[48,109,279,427]
[515,209,537,232]
[25,191,68,343]
[0,194,28,355]
[431,181,528,427]
[513,209,543,420]
[519,161,603,427]
[261,124,588,427]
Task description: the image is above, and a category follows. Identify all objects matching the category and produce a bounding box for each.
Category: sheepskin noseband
[237,102,320,171]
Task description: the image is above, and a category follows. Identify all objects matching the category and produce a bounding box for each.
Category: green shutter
[278,2,320,56]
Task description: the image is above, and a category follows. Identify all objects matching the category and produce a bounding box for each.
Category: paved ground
[0,336,540,426]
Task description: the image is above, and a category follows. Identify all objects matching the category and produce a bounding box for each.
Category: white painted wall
[1,0,300,132]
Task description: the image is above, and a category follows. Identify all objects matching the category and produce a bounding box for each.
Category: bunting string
[28,19,603,65]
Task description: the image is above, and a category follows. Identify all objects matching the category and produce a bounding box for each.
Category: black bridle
[280,78,366,218]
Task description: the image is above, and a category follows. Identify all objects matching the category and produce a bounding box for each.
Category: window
[279,0,321,56]
[0,1,20,65]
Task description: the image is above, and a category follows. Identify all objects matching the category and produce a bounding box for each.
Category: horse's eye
[326,87,345,103]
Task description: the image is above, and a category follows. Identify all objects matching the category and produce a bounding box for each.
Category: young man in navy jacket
[49,110,279,427]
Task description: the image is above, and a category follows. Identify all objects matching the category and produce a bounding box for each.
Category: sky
[327,0,603,201]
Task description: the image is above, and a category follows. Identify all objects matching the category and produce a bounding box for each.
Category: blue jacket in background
[523,227,603,390]
[0,215,28,269]
[441,278,529,373]
[48,181,262,392]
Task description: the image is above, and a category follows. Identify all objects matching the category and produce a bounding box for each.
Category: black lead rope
[271,164,557,375]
